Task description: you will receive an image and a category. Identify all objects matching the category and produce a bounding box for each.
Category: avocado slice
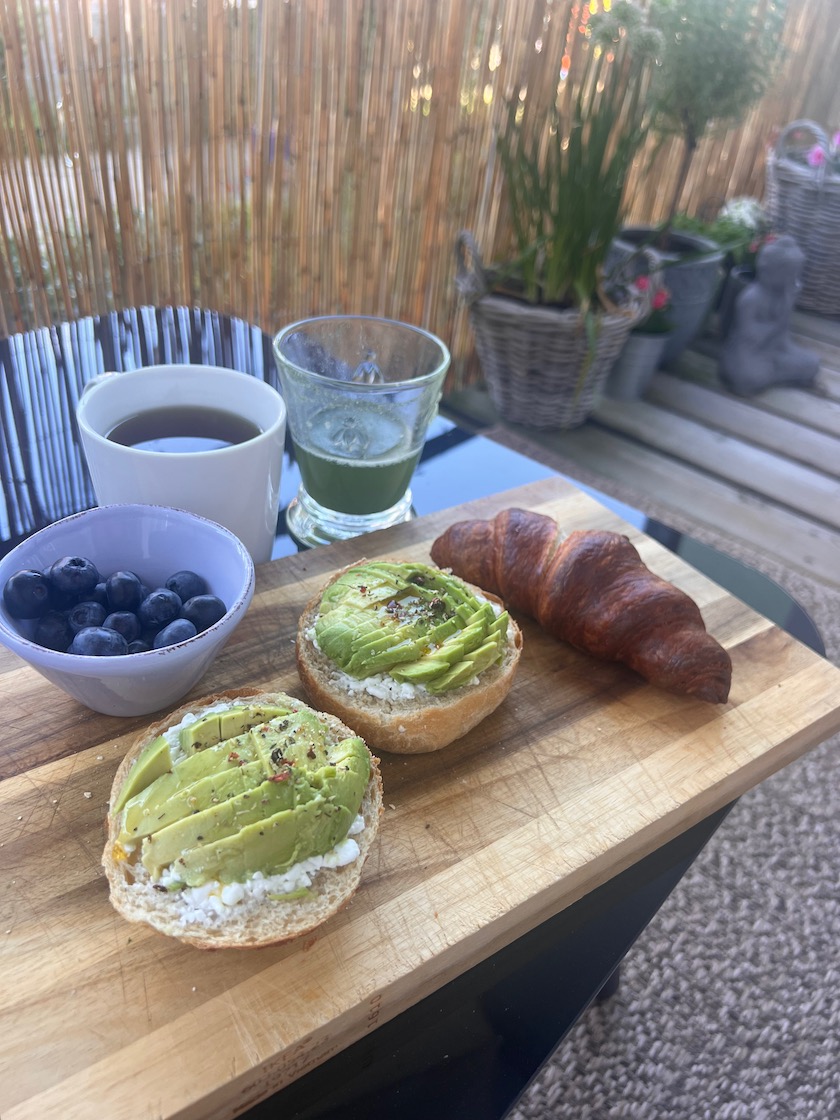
[179,703,292,754]
[247,710,329,772]
[172,738,370,886]
[112,736,172,814]
[119,730,262,838]
[118,759,267,844]
[141,775,306,878]
[426,638,505,693]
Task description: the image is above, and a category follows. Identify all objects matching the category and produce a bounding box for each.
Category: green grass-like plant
[495,2,660,314]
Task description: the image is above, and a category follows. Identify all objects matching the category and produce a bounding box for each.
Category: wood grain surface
[3,478,840,1120]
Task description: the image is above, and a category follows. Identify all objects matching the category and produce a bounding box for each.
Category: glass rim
[272,314,451,390]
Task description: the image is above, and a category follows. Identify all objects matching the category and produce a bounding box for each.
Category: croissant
[430,508,732,704]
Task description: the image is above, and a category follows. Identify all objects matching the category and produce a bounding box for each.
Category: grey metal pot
[608,227,725,368]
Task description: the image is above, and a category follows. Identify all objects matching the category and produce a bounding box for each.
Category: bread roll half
[102,689,382,950]
[295,560,523,755]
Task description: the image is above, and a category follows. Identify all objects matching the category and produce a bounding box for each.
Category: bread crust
[295,561,523,754]
[102,688,383,950]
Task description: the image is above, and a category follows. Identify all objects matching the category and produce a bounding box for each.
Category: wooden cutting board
[3,478,840,1120]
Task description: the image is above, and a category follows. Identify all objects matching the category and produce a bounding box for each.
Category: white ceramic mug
[76,365,286,564]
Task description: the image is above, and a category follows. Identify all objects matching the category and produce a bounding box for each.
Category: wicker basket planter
[455,232,640,430]
[766,120,840,316]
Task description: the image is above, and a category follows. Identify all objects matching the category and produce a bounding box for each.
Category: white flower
[718,197,767,231]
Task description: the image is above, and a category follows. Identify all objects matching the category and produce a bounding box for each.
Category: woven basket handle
[775,119,830,161]
[455,230,490,304]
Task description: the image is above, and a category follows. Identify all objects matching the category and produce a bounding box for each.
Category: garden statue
[719,234,820,395]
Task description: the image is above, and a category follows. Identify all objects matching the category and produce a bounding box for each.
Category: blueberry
[105,570,144,612]
[127,639,151,655]
[180,594,227,632]
[152,618,197,648]
[33,610,74,651]
[165,570,207,602]
[68,626,129,656]
[102,611,141,643]
[90,581,109,607]
[67,600,108,634]
[137,588,182,629]
[49,556,100,599]
[48,583,81,612]
[3,569,54,619]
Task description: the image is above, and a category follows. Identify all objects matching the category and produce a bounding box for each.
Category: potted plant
[611,0,787,367]
[606,275,672,400]
[455,1,660,430]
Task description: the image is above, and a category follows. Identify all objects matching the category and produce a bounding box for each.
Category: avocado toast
[102,689,382,948]
[295,560,523,754]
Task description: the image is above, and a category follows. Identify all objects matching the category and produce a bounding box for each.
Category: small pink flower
[652,289,669,311]
[635,276,650,292]
[807,144,827,168]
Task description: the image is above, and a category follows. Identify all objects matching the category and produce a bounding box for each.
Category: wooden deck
[444,310,840,591]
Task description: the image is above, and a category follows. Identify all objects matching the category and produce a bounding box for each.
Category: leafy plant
[494,1,660,313]
[672,198,774,269]
[647,0,788,229]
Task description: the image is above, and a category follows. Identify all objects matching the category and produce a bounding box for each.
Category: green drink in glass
[273,316,450,548]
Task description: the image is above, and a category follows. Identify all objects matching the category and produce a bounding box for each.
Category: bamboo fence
[0,0,838,388]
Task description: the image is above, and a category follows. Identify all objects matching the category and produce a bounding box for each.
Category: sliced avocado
[179,711,223,753]
[320,571,403,613]
[310,561,510,693]
[389,657,452,683]
[178,703,292,753]
[324,737,370,806]
[141,775,304,878]
[424,614,462,647]
[156,735,370,884]
[342,621,431,675]
[346,636,433,677]
[112,736,172,813]
[426,638,505,693]
[316,617,379,662]
[118,694,371,889]
[390,610,500,685]
[118,759,267,844]
[141,734,372,878]
[119,731,261,837]
[176,797,355,886]
[247,710,328,773]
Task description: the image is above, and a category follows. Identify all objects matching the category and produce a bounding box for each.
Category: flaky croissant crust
[430,508,732,704]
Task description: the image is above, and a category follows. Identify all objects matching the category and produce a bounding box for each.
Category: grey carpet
[496,437,840,1120]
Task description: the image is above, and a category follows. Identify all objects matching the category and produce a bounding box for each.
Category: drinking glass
[273,315,450,547]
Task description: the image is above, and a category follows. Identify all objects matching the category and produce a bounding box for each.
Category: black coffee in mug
[106,405,262,453]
